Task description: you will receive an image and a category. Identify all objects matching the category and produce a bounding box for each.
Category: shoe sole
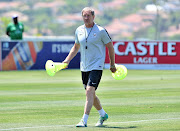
[95,114,108,127]
[76,126,87,127]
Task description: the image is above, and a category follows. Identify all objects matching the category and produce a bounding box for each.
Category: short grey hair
[81,7,95,16]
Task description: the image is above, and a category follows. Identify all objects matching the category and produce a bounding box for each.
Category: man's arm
[106,42,116,73]
[63,43,80,65]
[6,30,9,36]
[6,26,10,36]
[22,23,24,32]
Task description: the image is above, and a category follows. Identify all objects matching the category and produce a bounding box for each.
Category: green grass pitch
[0,69,180,131]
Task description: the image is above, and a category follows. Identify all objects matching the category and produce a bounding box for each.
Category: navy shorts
[81,70,103,90]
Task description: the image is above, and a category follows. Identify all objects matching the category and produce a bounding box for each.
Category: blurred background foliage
[0,0,180,40]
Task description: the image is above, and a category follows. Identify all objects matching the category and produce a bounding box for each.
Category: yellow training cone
[112,64,127,80]
[45,60,68,76]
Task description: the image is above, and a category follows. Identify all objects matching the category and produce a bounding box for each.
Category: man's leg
[94,95,106,116]
[84,86,95,115]
[76,85,95,127]
[93,95,102,110]
[77,70,104,127]
[94,95,108,127]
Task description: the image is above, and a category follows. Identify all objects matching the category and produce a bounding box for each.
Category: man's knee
[86,86,95,96]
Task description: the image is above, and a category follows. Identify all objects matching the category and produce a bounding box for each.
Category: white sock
[98,108,106,117]
[82,114,89,124]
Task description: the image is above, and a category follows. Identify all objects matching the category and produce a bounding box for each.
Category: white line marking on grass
[0,125,74,131]
[107,118,180,124]
[0,118,180,130]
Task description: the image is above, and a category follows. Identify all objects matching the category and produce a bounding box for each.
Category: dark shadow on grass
[96,125,137,129]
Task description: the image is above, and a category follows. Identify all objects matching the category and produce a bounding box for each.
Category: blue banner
[1,41,80,70]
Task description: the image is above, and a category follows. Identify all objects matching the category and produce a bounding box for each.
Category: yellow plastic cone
[45,60,68,76]
[112,64,127,80]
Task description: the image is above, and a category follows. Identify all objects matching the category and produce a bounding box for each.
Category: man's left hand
[110,65,116,73]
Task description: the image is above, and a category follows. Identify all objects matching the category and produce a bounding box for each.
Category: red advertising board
[105,41,180,69]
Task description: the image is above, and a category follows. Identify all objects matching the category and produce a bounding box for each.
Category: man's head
[81,7,95,27]
[12,14,18,24]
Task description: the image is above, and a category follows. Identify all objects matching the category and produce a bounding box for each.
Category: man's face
[13,17,18,24]
[82,10,94,26]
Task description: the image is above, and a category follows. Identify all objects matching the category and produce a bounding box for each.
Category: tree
[0,17,11,36]
[153,0,160,40]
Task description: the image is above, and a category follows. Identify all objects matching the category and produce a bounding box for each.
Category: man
[63,7,116,127]
[6,14,24,40]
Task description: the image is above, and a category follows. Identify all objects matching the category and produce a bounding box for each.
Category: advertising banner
[105,41,180,70]
[1,41,79,71]
[1,40,180,70]
[0,42,1,71]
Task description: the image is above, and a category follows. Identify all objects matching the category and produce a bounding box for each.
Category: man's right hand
[62,60,70,69]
